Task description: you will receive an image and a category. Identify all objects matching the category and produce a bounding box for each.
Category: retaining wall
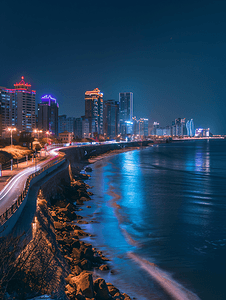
[0,158,67,237]
[0,141,149,237]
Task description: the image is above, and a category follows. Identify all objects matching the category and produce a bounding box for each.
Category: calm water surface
[80,140,226,300]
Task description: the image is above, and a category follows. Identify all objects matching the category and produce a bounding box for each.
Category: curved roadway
[0,150,59,215]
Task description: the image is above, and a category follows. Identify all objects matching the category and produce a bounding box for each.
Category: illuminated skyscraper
[172,118,186,136]
[133,117,149,137]
[186,119,195,136]
[186,120,190,136]
[103,100,119,139]
[190,119,195,136]
[151,122,160,135]
[0,77,36,135]
[38,95,59,136]
[138,118,149,137]
[119,92,133,135]
[85,88,103,136]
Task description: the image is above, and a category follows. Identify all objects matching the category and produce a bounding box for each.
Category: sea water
[80,140,226,299]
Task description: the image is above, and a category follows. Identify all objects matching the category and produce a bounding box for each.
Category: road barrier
[0,153,66,231]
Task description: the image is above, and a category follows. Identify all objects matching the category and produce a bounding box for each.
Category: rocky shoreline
[48,170,132,300]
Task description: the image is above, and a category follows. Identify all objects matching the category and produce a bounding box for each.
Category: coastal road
[0,152,59,215]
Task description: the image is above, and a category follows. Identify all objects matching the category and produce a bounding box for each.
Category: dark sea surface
[80,140,226,300]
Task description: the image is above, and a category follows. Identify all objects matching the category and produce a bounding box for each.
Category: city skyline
[0,76,216,138]
[0,1,226,134]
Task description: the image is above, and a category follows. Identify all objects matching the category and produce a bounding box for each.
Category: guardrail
[0,154,66,226]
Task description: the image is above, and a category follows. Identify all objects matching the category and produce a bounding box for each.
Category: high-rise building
[0,86,14,137]
[67,117,75,134]
[74,117,83,139]
[172,118,186,136]
[85,88,103,137]
[58,115,67,134]
[190,119,195,136]
[162,126,171,136]
[138,118,149,137]
[38,95,59,136]
[14,77,36,132]
[103,100,119,139]
[186,120,190,136]
[133,117,149,138]
[82,116,90,138]
[119,92,133,135]
[58,115,76,137]
[0,77,36,135]
[151,122,160,135]
[186,119,195,137]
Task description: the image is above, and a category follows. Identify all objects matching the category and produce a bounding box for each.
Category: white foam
[128,252,200,300]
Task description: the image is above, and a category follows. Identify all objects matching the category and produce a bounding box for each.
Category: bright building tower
[85,88,103,137]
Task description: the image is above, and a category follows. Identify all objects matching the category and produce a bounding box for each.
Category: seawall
[60,141,148,173]
[1,141,149,237]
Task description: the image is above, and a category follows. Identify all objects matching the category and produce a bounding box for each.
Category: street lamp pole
[8,127,16,148]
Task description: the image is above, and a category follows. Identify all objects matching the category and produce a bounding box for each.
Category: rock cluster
[49,175,131,300]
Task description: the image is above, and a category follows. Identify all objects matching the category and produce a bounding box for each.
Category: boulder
[66,202,77,212]
[77,220,89,224]
[74,230,88,237]
[76,272,94,298]
[85,167,92,172]
[93,278,111,300]
[71,239,80,249]
[99,264,109,271]
[80,196,91,202]
[65,274,74,284]
[65,283,76,299]
[75,295,86,300]
[122,293,132,300]
[77,199,84,205]
[53,221,64,231]
[112,293,124,300]
[72,248,83,260]
[106,283,120,297]
[80,258,92,270]
[71,265,83,276]
[83,247,94,260]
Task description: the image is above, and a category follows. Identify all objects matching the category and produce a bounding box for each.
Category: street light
[8,127,16,148]
[33,129,42,140]
[46,131,52,146]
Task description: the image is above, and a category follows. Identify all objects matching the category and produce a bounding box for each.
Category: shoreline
[55,146,148,299]
[77,146,152,300]
[57,146,150,299]
[77,145,202,300]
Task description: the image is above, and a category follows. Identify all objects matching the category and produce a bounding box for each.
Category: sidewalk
[0,155,50,192]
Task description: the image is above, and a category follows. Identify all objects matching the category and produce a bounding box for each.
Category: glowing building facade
[0,77,36,136]
[38,95,59,136]
[133,117,149,137]
[172,118,186,136]
[85,88,103,137]
[195,128,210,137]
[119,92,133,135]
[186,119,195,136]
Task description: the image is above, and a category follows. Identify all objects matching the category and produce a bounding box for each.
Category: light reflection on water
[80,140,226,300]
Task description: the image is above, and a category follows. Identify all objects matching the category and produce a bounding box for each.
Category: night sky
[0,0,226,134]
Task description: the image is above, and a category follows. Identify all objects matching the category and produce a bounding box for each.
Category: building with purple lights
[38,95,59,136]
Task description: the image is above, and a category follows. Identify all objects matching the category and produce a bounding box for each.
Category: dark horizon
[0,0,225,134]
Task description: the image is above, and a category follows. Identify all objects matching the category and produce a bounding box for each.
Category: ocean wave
[128,252,200,300]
